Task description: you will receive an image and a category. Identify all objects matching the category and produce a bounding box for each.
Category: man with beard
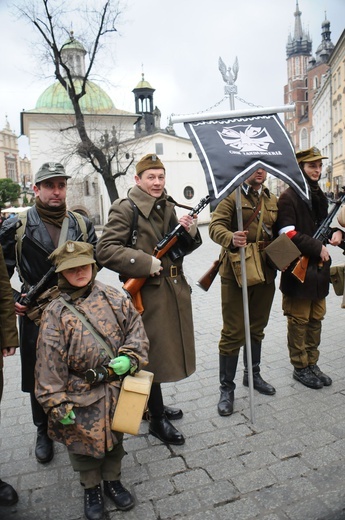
[209,168,277,417]
[275,147,343,389]
[0,162,98,463]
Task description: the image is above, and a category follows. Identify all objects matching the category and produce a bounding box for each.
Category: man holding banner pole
[171,103,309,422]
[209,168,277,416]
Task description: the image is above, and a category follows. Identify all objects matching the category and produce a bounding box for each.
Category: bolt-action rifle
[292,188,345,283]
[123,195,210,313]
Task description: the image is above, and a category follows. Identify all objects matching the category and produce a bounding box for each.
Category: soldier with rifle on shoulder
[275,147,344,389]
[0,162,98,464]
[96,154,202,446]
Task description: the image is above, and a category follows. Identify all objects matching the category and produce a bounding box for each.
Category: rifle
[19,266,57,306]
[196,251,226,291]
[292,189,345,283]
[123,195,211,313]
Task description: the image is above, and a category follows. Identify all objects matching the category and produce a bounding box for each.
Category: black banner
[184,113,309,209]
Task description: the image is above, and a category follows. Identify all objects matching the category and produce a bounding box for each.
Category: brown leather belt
[160,265,183,278]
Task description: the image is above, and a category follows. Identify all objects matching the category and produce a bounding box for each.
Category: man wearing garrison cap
[97,153,202,446]
[275,147,343,389]
[0,161,98,465]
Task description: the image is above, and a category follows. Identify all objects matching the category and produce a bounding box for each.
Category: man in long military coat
[96,154,201,445]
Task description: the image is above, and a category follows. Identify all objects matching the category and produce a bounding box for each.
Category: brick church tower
[284,2,334,152]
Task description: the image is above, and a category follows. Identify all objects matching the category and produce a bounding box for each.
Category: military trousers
[68,437,125,489]
[219,277,275,356]
[282,295,326,368]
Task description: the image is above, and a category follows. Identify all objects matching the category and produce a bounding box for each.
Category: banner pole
[235,187,255,424]
[228,90,255,424]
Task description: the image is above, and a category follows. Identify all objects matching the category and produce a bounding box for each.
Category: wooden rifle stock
[123,236,179,314]
[122,195,210,313]
[196,251,226,291]
[291,255,309,283]
[196,259,221,291]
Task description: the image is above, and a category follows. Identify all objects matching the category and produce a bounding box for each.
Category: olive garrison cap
[296,147,328,164]
[49,241,96,273]
[35,162,71,184]
[135,154,165,176]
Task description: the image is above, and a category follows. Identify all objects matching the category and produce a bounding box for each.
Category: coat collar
[127,185,174,219]
[242,182,271,199]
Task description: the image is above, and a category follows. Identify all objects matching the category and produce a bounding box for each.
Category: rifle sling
[58,297,114,359]
[243,199,262,231]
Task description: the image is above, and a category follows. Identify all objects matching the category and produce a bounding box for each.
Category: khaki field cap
[296,147,328,164]
[49,241,96,273]
[35,162,71,184]
[135,154,165,176]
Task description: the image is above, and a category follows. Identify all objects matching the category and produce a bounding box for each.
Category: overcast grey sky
[1,0,344,157]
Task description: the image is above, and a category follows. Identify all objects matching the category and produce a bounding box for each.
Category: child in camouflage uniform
[35,241,149,520]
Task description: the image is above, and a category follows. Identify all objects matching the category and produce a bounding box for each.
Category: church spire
[293,1,303,40]
[314,11,334,64]
[286,1,312,57]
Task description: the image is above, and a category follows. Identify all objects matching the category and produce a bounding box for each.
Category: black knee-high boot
[218,354,238,416]
[30,392,54,463]
[148,383,184,445]
[243,341,276,395]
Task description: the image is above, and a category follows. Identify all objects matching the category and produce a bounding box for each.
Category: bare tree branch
[15,0,134,203]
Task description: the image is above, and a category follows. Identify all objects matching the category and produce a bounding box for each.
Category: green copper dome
[33,79,115,114]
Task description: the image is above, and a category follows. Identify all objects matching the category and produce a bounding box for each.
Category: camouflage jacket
[35,280,149,459]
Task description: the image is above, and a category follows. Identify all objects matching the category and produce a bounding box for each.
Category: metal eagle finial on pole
[218,56,239,110]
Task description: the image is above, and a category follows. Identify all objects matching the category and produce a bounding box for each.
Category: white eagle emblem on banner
[218,125,274,152]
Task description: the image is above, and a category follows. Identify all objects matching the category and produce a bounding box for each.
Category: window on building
[295,57,300,76]
[334,133,339,158]
[85,180,90,196]
[188,153,192,159]
[6,159,16,181]
[183,186,194,200]
[340,130,344,157]
[313,76,318,89]
[300,128,308,150]
[155,143,163,155]
[76,55,81,75]
[339,99,342,122]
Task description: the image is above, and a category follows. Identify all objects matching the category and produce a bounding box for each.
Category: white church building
[21,35,210,224]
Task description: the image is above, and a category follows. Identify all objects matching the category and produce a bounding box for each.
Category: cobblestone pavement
[1,224,345,520]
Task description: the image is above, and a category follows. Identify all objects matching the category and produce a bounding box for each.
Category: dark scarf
[58,265,98,301]
[35,197,67,228]
[303,173,328,223]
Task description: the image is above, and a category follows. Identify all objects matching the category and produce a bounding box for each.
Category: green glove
[60,410,76,425]
[109,355,131,375]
